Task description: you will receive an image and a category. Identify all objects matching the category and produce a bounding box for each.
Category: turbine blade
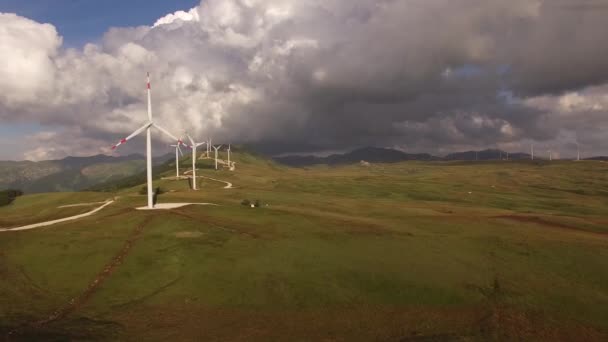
[153,123,179,142]
[111,122,151,150]
[178,144,184,157]
[186,133,195,146]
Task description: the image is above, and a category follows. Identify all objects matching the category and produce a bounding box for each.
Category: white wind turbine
[186,134,206,190]
[227,144,236,171]
[531,143,534,160]
[111,73,180,209]
[213,144,223,170]
[170,138,186,178]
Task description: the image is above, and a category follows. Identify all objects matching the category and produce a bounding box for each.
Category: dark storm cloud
[1,0,608,159]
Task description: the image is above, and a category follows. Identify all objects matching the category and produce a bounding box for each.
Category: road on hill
[0,200,114,232]
[182,169,233,189]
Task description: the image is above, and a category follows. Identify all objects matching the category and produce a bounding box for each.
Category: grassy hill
[0,154,173,193]
[1,153,608,340]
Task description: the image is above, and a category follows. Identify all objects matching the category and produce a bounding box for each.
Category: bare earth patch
[175,231,204,238]
[493,215,607,236]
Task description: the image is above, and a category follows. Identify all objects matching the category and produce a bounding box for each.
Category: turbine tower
[186,134,206,190]
[548,149,552,161]
[531,144,534,160]
[213,145,223,170]
[170,139,186,178]
[227,144,231,166]
[577,142,581,161]
[111,73,180,209]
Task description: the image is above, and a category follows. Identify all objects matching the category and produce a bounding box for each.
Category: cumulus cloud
[0,13,61,108]
[153,7,200,28]
[1,0,608,160]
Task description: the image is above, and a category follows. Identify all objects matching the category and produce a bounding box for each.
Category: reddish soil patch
[169,210,260,238]
[111,304,608,341]
[493,215,607,236]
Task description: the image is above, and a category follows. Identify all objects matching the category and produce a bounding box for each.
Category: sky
[0,0,200,47]
[1,0,608,160]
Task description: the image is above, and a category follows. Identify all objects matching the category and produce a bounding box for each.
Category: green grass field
[1,154,608,341]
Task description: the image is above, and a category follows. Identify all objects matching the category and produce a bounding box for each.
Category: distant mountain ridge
[274,147,537,166]
[274,147,436,166]
[0,154,172,193]
[445,149,531,161]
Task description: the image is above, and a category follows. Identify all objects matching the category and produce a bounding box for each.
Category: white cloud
[153,7,200,28]
[0,13,61,108]
[1,0,608,160]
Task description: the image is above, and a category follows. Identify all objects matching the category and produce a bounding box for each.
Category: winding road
[0,201,114,233]
[1,171,234,232]
[182,169,233,189]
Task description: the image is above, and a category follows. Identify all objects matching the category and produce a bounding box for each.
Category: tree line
[0,189,23,207]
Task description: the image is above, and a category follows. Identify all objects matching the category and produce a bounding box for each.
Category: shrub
[254,200,261,208]
[0,189,23,207]
[241,199,251,206]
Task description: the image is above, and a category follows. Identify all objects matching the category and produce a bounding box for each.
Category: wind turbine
[577,142,581,161]
[213,144,223,170]
[111,73,180,209]
[170,139,186,178]
[531,144,534,160]
[186,134,206,190]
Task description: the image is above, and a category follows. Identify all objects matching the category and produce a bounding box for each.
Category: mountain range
[0,154,172,193]
[1,147,605,193]
[274,147,605,167]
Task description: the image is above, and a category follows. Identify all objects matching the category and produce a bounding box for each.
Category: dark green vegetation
[0,189,22,207]
[1,153,608,341]
[0,154,172,193]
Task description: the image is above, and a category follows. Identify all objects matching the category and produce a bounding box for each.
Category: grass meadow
[1,155,608,340]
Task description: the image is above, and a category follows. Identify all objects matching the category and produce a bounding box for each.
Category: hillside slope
[0,154,172,193]
[1,156,608,340]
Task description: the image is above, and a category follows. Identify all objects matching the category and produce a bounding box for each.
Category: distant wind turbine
[213,145,223,170]
[110,73,180,209]
[186,134,206,190]
[531,144,534,160]
[170,138,187,178]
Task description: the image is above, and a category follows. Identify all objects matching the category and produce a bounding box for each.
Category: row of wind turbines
[474,144,585,161]
[172,136,234,191]
[530,143,583,161]
[110,73,234,209]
